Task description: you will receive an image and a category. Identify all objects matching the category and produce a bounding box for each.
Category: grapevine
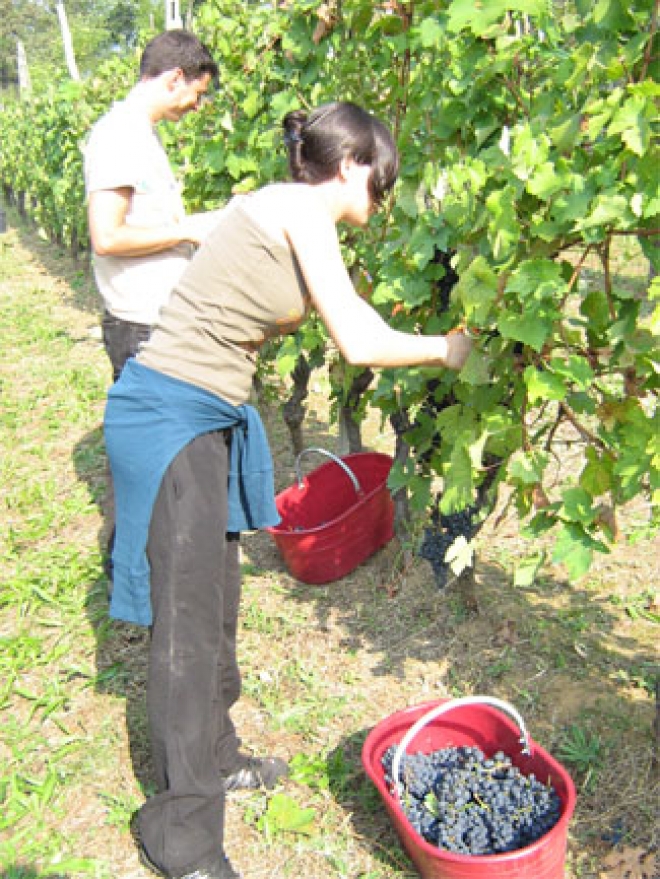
[0,0,656,579]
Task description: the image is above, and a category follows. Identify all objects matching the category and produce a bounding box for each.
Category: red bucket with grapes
[362,697,576,878]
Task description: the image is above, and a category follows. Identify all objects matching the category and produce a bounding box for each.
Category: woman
[105,101,472,879]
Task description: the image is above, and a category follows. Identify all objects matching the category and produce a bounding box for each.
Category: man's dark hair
[140,30,218,83]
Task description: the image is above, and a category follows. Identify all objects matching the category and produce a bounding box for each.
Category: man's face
[163,71,212,121]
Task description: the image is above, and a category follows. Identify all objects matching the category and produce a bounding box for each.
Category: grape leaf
[560,487,595,525]
[498,309,553,352]
[524,366,567,403]
[418,16,443,47]
[508,451,548,485]
[552,524,594,578]
[513,552,546,587]
[459,350,491,386]
[579,448,614,496]
[257,793,316,837]
[452,256,498,324]
[446,0,548,35]
[445,535,474,576]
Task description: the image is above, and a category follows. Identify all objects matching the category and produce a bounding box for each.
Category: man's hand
[88,188,197,257]
[180,208,227,245]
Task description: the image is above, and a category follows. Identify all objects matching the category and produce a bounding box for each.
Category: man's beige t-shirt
[83,95,193,325]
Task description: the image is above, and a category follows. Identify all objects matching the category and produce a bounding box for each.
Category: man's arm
[88,187,202,257]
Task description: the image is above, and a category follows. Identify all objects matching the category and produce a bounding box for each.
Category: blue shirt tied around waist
[104,359,281,626]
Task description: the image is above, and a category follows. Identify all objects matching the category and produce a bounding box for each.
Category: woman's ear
[338,156,355,182]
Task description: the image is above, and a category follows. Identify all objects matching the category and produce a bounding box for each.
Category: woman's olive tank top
[138,196,309,406]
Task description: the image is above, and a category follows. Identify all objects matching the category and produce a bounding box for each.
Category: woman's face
[341,160,375,227]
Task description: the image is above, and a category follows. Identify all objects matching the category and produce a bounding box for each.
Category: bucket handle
[391,696,532,801]
[295,447,364,496]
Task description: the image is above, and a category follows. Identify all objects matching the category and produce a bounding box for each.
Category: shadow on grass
[72,425,155,799]
[326,729,419,879]
[8,209,98,317]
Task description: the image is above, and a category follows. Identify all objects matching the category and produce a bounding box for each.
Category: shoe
[137,839,241,879]
[222,754,289,791]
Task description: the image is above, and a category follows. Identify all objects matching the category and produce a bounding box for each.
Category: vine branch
[639,0,659,82]
[558,401,607,451]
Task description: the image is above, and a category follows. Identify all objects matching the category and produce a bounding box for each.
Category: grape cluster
[381,744,562,856]
[419,505,478,589]
[430,248,459,314]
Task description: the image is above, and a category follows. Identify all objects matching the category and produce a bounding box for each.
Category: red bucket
[266,448,394,584]
[362,697,577,879]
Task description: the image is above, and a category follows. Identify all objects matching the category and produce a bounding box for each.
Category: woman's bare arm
[281,187,471,370]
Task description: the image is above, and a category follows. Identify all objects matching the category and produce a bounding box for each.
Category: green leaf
[552,524,594,579]
[440,446,473,513]
[446,535,474,576]
[418,16,444,48]
[468,430,489,469]
[387,459,414,495]
[551,181,596,225]
[257,793,316,837]
[593,0,635,31]
[498,309,553,352]
[607,95,651,156]
[453,256,498,324]
[560,487,595,525]
[511,124,550,181]
[580,448,613,496]
[547,355,594,391]
[548,114,582,154]
[486,186,521,261]
[407,474,433,513]
[648,432,660,470]
[524,366,567,403]
[578,193,631,230]
[580,290,611,336]
[288,753,330,790]
[459,350,491,386]
[505,259,566,301]
[613,449,650,500]
[527,163,565,200]
[446,0,548,35]
[508,450,548,485]
[275,352,299,378]
[513,552,546,587]
[397,181,421,219]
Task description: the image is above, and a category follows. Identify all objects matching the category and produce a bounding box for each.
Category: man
[84,29,222,381]
[84,29,218,577]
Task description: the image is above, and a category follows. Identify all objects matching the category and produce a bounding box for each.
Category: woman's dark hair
[283,102,399,205]
[140,30,218,83]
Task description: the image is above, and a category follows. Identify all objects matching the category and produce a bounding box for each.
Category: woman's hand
[443,329,473,370]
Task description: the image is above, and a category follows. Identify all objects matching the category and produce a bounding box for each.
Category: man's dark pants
[101,309,151,382]
[101,309,152,574]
